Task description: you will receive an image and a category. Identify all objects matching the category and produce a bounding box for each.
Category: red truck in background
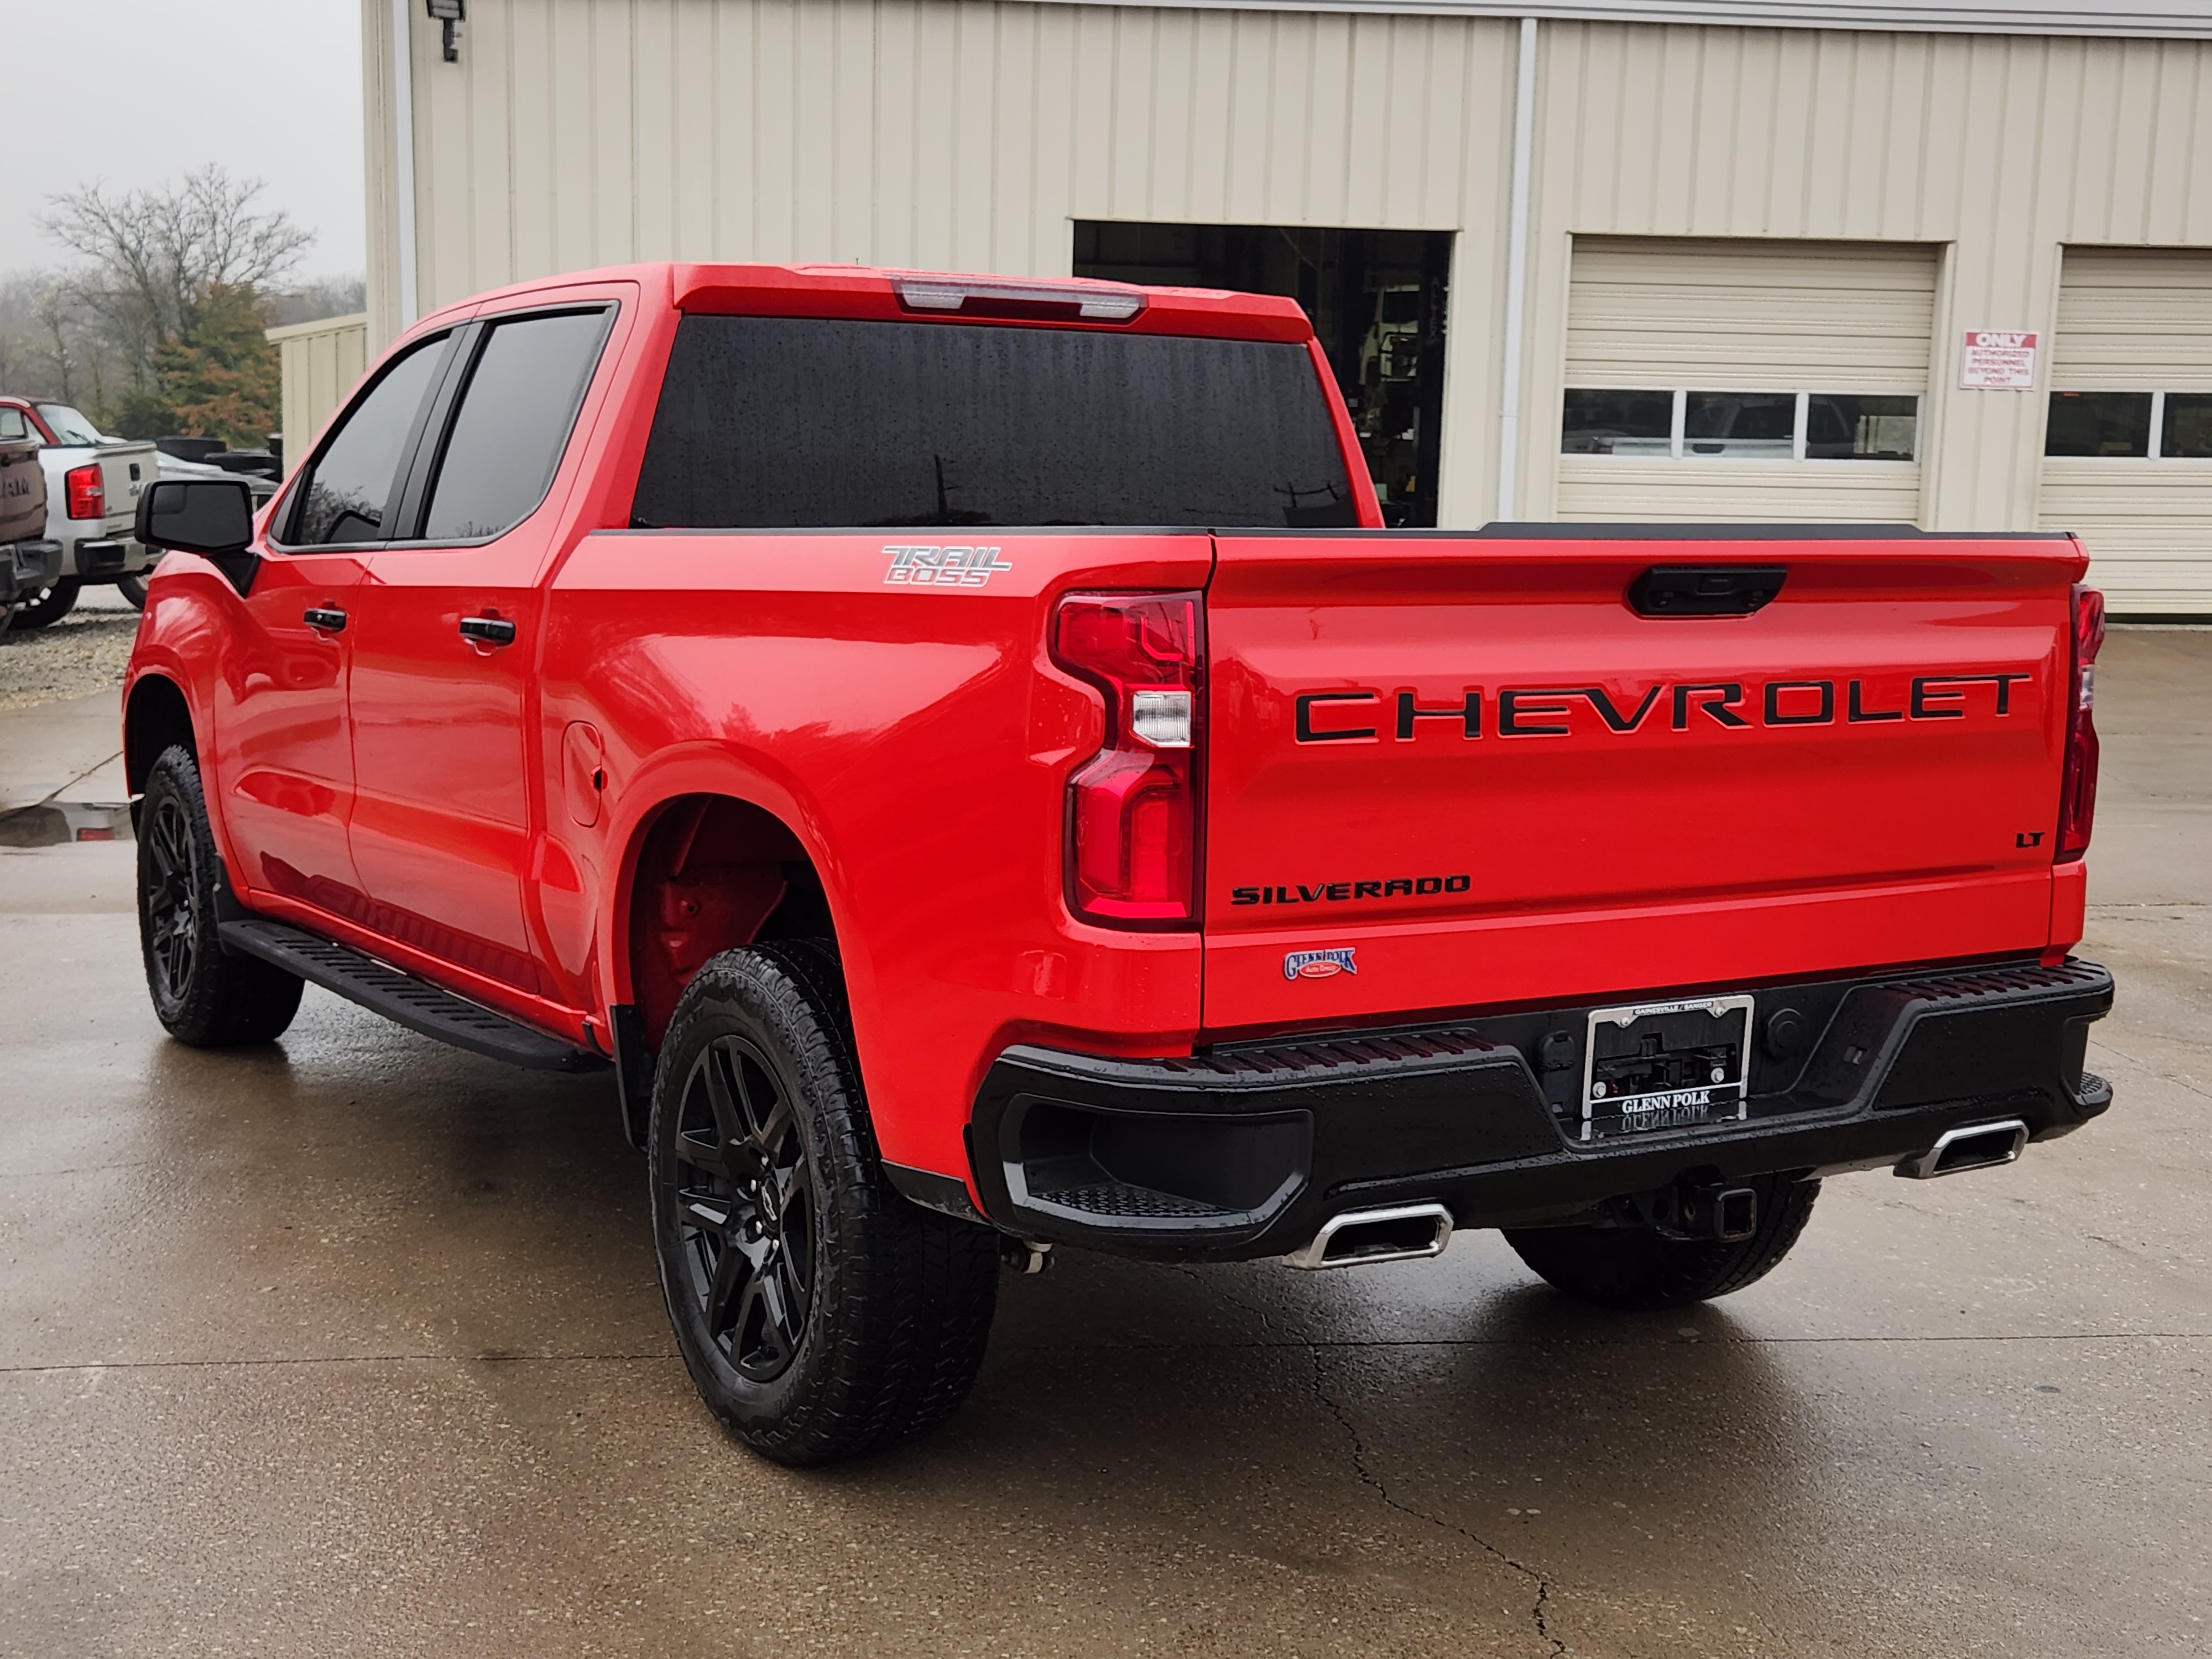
[122,263,2114,1465]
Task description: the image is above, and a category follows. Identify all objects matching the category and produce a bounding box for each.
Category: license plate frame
[1579,994,1756,1144]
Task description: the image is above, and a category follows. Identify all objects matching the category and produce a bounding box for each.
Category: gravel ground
[0,585,139,713]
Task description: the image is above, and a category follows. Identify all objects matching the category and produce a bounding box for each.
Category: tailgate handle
[1627,565,1787,618]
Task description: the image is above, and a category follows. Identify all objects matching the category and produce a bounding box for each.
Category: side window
[289,337,448,545]
[0,409,27,441]
[420,310,609,542]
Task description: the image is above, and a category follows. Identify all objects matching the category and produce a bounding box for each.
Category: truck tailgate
[95,441,156,535]
[1201,530,2085,1032]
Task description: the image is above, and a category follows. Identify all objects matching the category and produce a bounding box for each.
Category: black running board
[219,918,604,1072]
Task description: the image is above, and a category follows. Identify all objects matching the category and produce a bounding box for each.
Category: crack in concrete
[1178,1264,1274,1335]
[1306,1343,1566,1657]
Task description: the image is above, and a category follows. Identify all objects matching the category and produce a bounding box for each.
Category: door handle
[458,614,517,647]
[302,606,348,633]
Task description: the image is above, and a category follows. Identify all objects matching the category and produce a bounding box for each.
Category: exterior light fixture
[426,0,464,62]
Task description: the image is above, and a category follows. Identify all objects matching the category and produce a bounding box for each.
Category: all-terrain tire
[650,942,999,1466]
[137,745,304,1046]
[11,578,80,630]
[1503,1173,1820,1310]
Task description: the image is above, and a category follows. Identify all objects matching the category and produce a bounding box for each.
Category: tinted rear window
[630,315,1356,529]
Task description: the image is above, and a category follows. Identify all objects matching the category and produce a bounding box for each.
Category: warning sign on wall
[1960,331,2039,389]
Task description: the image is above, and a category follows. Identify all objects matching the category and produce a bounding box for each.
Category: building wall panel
[360,2,2212,564]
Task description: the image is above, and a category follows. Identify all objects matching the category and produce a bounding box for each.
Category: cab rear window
[630,315,1357,530]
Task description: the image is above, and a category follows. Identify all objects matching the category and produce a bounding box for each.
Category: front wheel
[137,745,304,1046]
[650,943,999,1466]
[116,573,150,608]
[1503,1173,1819,1311]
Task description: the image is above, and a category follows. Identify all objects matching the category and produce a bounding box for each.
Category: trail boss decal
[1292,673,2033,742]
[883,544,1014,587]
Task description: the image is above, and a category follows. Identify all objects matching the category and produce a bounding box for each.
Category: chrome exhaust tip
[1896,1118,2030,1180]
[1281,1202,1453,1270]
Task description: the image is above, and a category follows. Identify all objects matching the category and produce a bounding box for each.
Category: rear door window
[420,309,611,542]
[630,316,1355,529]
[0,408,27,441]
[288,337,448,545]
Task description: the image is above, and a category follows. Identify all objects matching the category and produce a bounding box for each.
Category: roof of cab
[420,262,1316,346]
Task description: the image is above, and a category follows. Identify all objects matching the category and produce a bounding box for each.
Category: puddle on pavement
[0,801,134,848]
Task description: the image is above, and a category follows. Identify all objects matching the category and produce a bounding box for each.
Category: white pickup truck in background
[0,397,159,625]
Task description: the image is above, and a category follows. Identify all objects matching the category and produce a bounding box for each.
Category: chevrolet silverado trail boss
[122,263,2116,1465]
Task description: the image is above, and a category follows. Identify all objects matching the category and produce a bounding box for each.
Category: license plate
[1579,994,1755,1142]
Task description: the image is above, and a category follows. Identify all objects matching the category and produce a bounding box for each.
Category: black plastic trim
[218,917,604,1072]
[965,958,2114,1259]
[609,1001,655,1149]
[883,1161,992,1225]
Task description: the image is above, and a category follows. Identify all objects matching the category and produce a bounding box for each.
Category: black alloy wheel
[649,943,999,1465]
[142,791,202,1008]
[671,1033,818,1382]
[134,745,303,1046]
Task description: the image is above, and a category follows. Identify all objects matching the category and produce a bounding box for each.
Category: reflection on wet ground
[0,800,133,847]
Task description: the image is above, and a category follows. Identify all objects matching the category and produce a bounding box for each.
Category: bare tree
[40,165,314,390]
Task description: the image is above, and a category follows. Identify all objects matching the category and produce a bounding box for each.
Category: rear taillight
[1051,592,1204,928]
[2057,583,2104,862]
[65,463,104,521]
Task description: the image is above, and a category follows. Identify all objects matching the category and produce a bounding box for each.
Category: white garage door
[2038,248,2212,615]
[1557,238,1936,524]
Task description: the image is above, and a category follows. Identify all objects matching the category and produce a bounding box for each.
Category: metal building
[337,0,2212,613]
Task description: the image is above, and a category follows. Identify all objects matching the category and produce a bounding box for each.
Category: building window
[1561,389,1673,455]
[1562,389,1918,461]
[1806,394,1918,460]
[2167,394,2212,459]
[2046,390,2212,459]
[2046,392,2153,457]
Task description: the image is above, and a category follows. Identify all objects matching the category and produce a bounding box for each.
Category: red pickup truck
[123,263,2114,1465]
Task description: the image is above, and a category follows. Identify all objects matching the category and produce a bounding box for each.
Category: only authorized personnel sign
[1960,330,2039,389]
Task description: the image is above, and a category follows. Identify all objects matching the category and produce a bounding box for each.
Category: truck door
[344,305,614,1000]
[217,333,453,906]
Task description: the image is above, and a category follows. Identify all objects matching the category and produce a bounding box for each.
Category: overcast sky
[1,0,364,280]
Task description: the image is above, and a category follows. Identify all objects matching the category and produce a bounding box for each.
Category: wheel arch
[123,672,198,795]
[609,778,850,1056]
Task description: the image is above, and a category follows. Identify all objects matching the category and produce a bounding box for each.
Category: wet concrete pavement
[2,632,2207,1657]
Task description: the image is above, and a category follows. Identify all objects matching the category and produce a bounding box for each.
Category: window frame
[1559,386,1922,463]
[267,326,464,552]
[391,301,619,551]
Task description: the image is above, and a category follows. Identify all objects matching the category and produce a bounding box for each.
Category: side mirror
[135,478,255,556]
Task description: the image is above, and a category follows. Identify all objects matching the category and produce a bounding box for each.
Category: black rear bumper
[952,958,2115,1261]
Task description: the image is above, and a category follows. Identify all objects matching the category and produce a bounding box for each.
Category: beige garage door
[2039,248,2212,615]
[1557,238,1936,524]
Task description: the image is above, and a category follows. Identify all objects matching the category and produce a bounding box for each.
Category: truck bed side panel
[542,530,1213,1178]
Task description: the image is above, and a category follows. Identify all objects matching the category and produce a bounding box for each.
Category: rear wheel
[1503,1173,1819,1311]
[137,745,303,1046]
[11,578,78,630]
[650,942,999,1466]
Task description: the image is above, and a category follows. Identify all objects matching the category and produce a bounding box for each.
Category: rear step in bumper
[219,919,603,1072]
[966,958,2114,1260]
